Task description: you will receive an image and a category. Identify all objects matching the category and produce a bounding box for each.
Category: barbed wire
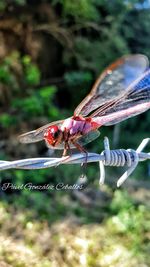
[0,137,149,187]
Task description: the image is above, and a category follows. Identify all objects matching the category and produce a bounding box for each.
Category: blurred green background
[0,0,150,266]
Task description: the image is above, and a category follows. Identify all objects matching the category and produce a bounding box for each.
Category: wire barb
[0,138,149,187]
[99,137,150,187]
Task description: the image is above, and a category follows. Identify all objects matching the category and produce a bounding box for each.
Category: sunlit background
[0,1,150,266]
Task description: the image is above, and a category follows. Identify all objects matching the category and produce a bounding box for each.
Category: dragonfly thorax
[61,116,99,136]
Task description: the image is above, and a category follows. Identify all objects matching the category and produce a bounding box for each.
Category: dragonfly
[19,54,150,156]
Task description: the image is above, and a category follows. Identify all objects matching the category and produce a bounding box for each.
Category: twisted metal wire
[0,137,149,187]
[99,137,150,187]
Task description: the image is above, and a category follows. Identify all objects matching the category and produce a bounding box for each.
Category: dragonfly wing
[18,120,64,143]
[74,54,149,116]
[93,70,150,126]
[77,130,100,146]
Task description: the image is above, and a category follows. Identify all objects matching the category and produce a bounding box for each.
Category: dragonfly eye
[44,126,61,146]
[53,130,60,139]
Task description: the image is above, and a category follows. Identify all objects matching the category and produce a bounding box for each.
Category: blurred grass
[0,189,150,267]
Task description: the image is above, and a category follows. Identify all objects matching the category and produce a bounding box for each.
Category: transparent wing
[18,120,64,143]
[74,54,149,116]
[92,69,150,126]
[78,130,100,146]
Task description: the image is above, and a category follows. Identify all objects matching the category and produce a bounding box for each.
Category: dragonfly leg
[71,140,88,162]
[62,144,67,157]
[71,140,88,177]
[62,141,71,157]
[71,140,87,153]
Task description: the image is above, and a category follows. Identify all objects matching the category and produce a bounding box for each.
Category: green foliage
[57,0,100,22]
[15,0,26,5]
[121,8,150,57]
[0,53,41,92]
[110,190,133,213]
[65,35,129,76]
[0,53,19,89]
[22,55,41,86]
[12,85,59,118]
[0,0,27,10]
[64,71,92,86]
[0,114,17,128]
[0,64,11,83]
[0,0,6,10]
[107,190,150,253]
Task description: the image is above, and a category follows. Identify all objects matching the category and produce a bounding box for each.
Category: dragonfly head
[44,125,63,147]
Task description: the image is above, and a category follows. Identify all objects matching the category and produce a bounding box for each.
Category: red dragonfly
[19,54,150,156]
